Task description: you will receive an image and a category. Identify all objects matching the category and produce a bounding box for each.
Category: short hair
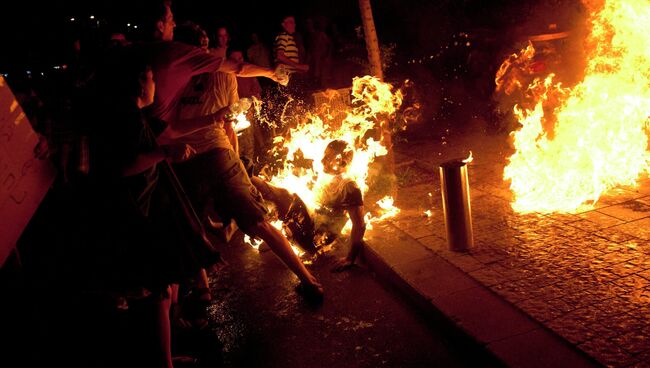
[142,0,172,36]
[280,15,294,24]
[174,21,204,47]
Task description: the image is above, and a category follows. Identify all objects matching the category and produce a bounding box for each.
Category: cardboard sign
[0,76,56,266]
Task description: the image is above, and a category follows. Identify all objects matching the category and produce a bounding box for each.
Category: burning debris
[499,0,650,213]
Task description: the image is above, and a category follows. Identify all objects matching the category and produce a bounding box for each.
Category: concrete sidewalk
[361,131,650,368]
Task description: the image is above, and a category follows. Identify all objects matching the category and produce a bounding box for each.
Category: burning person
[252,140,367,272]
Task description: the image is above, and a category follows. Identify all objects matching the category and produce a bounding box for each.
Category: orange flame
[502,0,650,213]
[261,76,403,253]
[268,76,402,210]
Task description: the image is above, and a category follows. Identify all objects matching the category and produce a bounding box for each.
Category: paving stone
[397,256,480,300]
[609,329,650,355]
[468,267,505,287]
[597,201,650,222]
[547,311,612,344]
[599,188,646,206]
[515,298,565,322]
[578,210,626,228]
[441,253,486,273]
[579,337,639,368]
[594,228,639,243]
[610,218,650,241]
[599,313,646,333]
[613,275,650,290]
[384,138,650,368]
[367,225,435,267]
[487,328,597,368]
[547,297,578,314]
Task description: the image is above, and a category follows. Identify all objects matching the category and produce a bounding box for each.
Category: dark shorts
[173,148,267,233]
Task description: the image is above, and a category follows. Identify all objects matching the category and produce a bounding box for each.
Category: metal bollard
[439,158,474,252]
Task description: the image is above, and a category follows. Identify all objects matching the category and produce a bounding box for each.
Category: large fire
[498,0,650,213]
[247,76,403,252]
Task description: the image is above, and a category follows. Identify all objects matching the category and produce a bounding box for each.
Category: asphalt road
[189,232,502,368]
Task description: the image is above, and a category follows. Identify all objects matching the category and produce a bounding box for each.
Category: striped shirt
[274,31,299,63]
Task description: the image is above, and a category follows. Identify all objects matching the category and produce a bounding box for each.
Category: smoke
[491,0,590,133]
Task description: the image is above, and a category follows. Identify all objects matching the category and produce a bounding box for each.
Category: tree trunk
[359,0,383,80]
[359,0,396,199]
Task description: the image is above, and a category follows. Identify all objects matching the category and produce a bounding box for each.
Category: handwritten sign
[0,76,56,266]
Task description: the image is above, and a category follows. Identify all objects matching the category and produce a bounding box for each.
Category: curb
[363,222,601,368]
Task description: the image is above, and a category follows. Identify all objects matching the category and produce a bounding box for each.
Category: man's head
[174,22,206,49]
[216,27,229,49]
[145,0,175,41]
[251,32,260,44]
[322,140,354,175]
[281,16,296,34]
[229,50,244,64]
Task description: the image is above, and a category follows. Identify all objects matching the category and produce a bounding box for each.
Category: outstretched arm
[218,59,282,81]
[332,205,366,272]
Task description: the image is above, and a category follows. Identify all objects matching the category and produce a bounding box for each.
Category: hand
[179,144,197,161]
[269,64,289,86]
[331,257,355,273]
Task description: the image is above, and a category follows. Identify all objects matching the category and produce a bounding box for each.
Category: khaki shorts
[173,148,268,233]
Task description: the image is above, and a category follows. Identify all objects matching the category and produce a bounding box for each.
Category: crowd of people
[8,1,367,366]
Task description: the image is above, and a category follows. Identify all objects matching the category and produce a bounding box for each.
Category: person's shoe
[295,282,324,304]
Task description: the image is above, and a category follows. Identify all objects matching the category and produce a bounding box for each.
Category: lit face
[229,51,244,63]
[281,16,296,34]
[158,5,176,41]
[139,69,156,107]
[216,27,229,48]
[200,30,210,49]
[322,148,347,175]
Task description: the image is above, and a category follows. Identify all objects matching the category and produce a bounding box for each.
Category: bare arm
[276,51,309,72]
[218,59,282,81]
[224,120,238,154]
[332,205,367,272]
[347,205,366,264]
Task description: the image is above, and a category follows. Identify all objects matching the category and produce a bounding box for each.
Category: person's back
[168,71,238,161]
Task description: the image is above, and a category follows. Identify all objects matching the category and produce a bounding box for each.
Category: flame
[267,76,402,209]
[259,76,403,255]
[233,112,251,132]
[462,151,474,164]
[244,234,263,250]
[501,0,650,213]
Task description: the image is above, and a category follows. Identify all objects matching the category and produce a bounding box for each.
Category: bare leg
[157,287,174,368]
[250,177,293,217]
[249,220,321,289]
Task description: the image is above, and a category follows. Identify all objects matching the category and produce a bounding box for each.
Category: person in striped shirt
[274,16,309,73]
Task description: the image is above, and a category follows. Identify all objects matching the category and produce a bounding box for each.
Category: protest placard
[0,76,56,266]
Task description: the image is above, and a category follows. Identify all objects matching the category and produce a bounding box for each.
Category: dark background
[0,0,586,72]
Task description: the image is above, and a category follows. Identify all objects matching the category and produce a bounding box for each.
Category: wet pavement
[380,122,650,368]
[198,231,501,368]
